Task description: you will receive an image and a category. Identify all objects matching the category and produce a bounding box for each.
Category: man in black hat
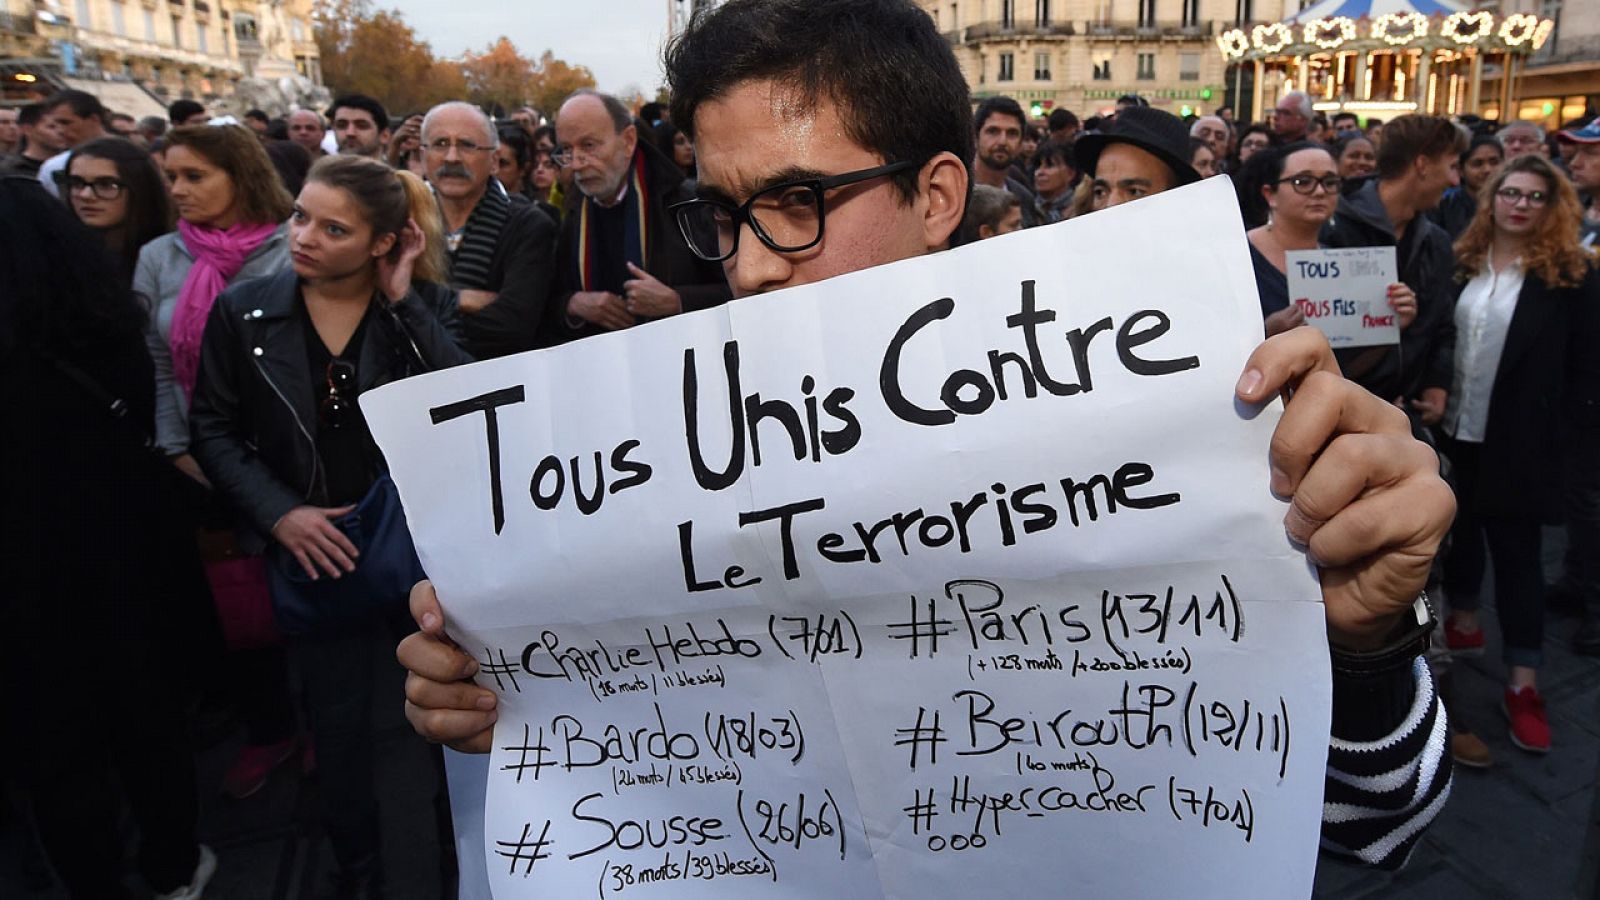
[1075,105,1201,211]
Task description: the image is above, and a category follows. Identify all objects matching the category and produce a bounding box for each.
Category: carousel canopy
[1285,0,1465,27]
[1218,0,1553,62]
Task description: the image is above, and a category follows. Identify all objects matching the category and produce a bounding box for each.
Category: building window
[111,1,126,35]
[1093,53,1113,81]
[950,2,958,28]
[998,52,1015,81]
[1034,51,1051,80]
[1180,52,1200,81]
[143,8,155,40]
[1035,0,1050,27]
[1234,0,1253,25]
[1182,0,1199,26]
[171,15,182,48]
[1138,0,1156,28]
[1137,52,1156,80]
[197,24,208,53]
[291,18,305,41]
[74,0,91,29]
[1001,0,1014,29]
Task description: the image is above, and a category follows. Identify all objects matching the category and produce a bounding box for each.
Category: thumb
[322,504,358,519]
[626,261,648,277]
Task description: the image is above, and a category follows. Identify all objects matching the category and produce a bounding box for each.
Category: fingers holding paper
[1236,326,1456,650]
[399,579,497,753]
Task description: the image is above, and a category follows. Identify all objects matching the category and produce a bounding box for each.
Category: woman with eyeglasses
[1438,154,1600,756]
[189,154,470,895]
[1247,142,1417,338]
[58,137,171,287]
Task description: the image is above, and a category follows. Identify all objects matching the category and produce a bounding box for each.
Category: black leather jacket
[189,269,473,546]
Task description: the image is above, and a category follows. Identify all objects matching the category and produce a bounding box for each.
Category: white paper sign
[362,177,1331,899]
[1285,246,1400,348]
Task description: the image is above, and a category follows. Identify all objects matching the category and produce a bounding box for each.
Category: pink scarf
[169,219,279,400]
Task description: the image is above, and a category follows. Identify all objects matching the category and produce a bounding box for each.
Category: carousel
[1216,0,1556,123]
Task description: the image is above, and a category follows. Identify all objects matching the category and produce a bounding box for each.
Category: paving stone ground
[5,530,1598,899]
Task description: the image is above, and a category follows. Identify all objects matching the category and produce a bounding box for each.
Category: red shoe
[222,738,297,799]
[1503,686,1551,753]
[1444,620,1486,657]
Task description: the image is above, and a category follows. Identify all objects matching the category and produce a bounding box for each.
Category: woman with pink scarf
[133,123,299,803]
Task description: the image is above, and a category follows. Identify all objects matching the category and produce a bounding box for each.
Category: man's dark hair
[973,96,1026,137]
[639,101,665,123]
[245,108,270,125]
[328,94,390,132]
[1033,139,1075,169]
[1375,114,1467,180]
[665,0,973,203]
[565,89,633,133]
[1047,108,1078,131]
[498,125,532,168]
[168,98,205,123]
[1331,112,1359,129]
[44,89,107,123]
[18,102,48,128]
[1116,93,1147,108]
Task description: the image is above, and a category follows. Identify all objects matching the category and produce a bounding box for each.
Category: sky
[386,0,675,99]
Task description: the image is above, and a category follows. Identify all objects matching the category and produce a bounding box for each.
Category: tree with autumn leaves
[314,0,597,117]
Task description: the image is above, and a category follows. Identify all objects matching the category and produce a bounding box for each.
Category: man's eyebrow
[698,165,831,204]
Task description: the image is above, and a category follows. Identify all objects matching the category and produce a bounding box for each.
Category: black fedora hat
[1075,106,1201,187]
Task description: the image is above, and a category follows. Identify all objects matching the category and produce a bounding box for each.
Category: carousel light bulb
[1442,10,1494,46]
[1252,22,1293,54]
[1372,11,1427,46]
[1532,19,1554,50]
[1500,14,1537,47]
[1303,16,1356,51]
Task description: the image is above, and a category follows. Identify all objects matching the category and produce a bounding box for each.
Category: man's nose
[726,223,791,297]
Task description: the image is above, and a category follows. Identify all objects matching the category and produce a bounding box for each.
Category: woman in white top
[1439,154,1600,755]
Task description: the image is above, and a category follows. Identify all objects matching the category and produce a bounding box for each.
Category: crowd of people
[2,0,1595,896]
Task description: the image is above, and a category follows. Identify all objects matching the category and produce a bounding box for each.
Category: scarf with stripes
[447,183,510,290]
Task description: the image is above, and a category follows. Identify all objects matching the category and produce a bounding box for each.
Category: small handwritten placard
[1286,246,1401,348]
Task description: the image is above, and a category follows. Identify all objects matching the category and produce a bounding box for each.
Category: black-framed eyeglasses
[669,161,917,263]
[1277,173,1342,195]
[54,173,127,199]
[321,359,358,430]
[1494,187,1549,207]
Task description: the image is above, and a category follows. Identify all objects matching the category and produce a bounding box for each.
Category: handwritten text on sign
[362,178,1331,899]
[1286,246,1400,348]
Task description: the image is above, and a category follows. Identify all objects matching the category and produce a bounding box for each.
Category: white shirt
[1444,258,1524,442]
[36,150,69,199]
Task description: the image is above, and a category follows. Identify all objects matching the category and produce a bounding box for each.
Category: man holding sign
[394,0,1454,886]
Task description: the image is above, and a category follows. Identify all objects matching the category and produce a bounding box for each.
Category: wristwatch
[1329,591,1437,679]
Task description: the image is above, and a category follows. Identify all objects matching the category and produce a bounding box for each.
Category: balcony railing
[945,20,1079,42]
[1084,20,1213,39]
[0,11,39,34]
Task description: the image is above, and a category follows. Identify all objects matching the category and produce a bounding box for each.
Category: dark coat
[1320,178,1456,403]
[454,193,559,360]
[544,140,731,345]
[1459,262,1600,521]
[189,270,473,546]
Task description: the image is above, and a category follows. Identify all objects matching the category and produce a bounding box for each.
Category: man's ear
[977,223,996,240]
[919,151,970,252]
[621,123,638,157]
